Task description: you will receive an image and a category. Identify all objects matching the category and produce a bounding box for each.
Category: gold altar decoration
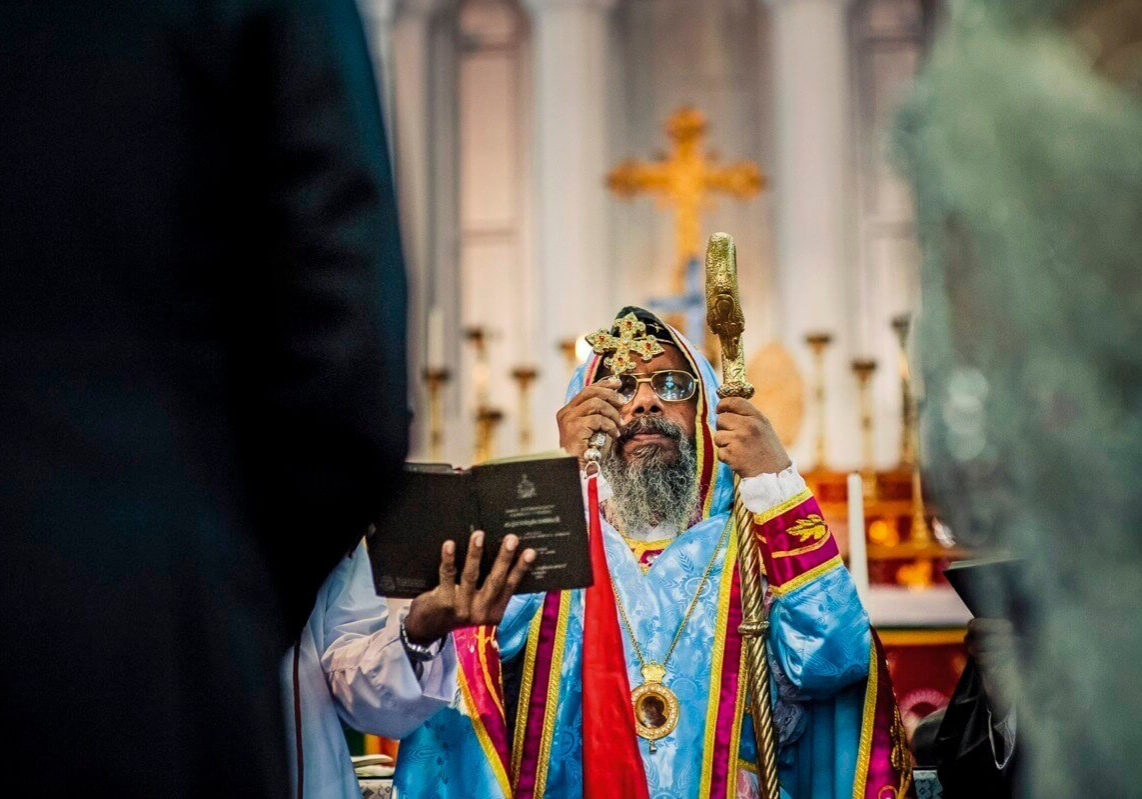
[474,406,504,464]
[909,464,933,546]
[607,107,764,291]
[804,467,965,591]
[801,314,965,591]
[804,332,834,470]
[464,326,491,409]
[705,233,780,799]
[891,314,917,469]
[890,315,932,547]
[747,342,805,447]
[510,366,539,452]
[422,367,451,462]
[557,338,579,378]
[464,326,503,463]
[851,358,878,499]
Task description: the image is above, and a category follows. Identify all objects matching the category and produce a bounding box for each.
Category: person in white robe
[284,532,533,798]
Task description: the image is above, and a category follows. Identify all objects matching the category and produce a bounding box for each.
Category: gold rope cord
[731,482,780,799]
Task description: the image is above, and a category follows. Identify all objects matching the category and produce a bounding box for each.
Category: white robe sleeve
[737,462,808,513]
[319,541,458,739]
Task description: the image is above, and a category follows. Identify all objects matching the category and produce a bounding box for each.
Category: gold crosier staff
[705,233,780,799]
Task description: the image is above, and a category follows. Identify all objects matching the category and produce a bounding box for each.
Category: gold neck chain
[611,519,733,676]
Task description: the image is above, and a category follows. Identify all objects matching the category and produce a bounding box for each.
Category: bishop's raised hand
[713,397,791,478]
[556,376,626,467]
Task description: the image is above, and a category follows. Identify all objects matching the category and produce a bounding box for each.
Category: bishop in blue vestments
[396,308,912,799]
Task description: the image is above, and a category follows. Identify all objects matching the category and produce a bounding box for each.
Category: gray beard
[601,416,698,538]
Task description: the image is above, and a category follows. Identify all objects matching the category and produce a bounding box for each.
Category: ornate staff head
[705,233,754,400]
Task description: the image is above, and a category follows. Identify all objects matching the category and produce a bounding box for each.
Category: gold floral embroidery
[769,515,832,559]
[788,515,827,543]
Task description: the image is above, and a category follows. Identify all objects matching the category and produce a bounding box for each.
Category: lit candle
[846,471,870,601]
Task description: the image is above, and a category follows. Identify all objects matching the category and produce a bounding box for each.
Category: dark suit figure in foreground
[0,1,407,795]
[931,619,1020,799]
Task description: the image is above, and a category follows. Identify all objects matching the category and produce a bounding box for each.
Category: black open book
[367,454,593,599]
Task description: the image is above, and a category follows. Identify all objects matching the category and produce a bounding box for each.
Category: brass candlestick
[423,367,451,462]
[464,326,490,410]
[891,314,916,469]
[804,332,834,470]
[474,406,504,464]
[891,315,932,545]
[558,338,579,377]
[511,366,539,452]
[851,358,878,499]
[464,325,487,352]
[910,463,933,545]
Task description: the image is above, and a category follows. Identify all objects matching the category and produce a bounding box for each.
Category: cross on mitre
[585,313,665,376]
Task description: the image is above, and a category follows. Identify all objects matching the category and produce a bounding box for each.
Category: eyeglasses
[599,369,697,404]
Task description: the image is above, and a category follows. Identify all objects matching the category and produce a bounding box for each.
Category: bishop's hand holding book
[369,454,593,644]
[400,528,536,645]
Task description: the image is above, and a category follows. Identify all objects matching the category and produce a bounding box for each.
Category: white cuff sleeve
[394,605,457,703]
[738,464,807,514]
[323,614,458,739]
[413,633,458,703]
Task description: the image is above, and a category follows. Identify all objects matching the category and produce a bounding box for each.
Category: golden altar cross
[607,107,765,292]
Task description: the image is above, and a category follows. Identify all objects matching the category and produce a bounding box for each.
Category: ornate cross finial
[585,312,665,375]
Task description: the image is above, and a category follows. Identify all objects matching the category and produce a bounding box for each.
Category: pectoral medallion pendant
[631,663,679,752]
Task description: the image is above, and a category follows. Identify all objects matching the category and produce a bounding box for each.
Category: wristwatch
[399,618,443,664]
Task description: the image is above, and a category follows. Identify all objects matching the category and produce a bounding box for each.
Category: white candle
[846,471,870,602]
[428,307,445,368]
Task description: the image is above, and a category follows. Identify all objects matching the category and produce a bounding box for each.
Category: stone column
[389,0,449,459]
[765,0,858,469]
[524,0,617,446]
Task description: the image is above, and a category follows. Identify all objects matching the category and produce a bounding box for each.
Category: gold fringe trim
[511,601,547,781]
[769,554,843,597]
[851,642,879,799]
[533,591,571,799]
[698,523,738,799]
[753,488,813,526]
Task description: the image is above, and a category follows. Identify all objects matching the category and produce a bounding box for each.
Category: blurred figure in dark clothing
[0,0,407,795]
[910,707,945,770]
[932,619,1020,799]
